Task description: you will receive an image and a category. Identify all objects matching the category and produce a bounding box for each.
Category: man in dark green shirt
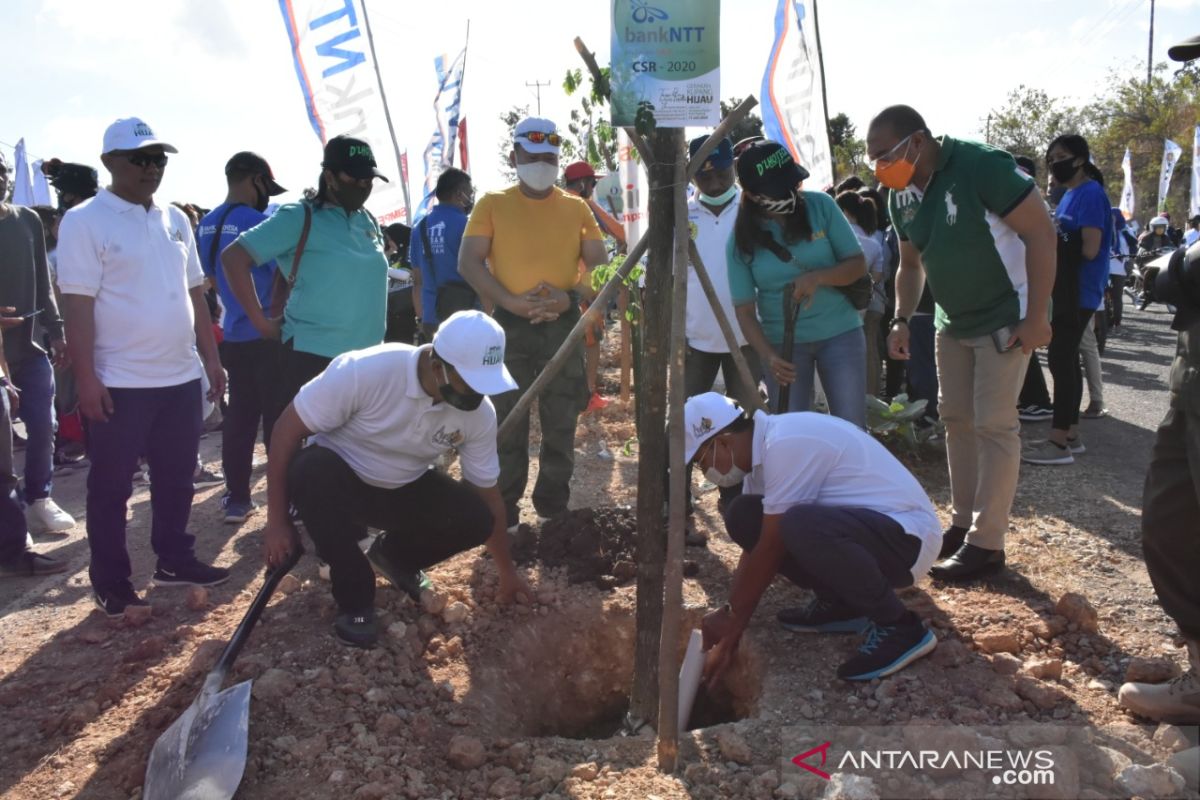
[867,105,1056,582]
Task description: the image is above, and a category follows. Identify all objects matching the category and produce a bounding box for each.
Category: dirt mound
[513,507,639,589]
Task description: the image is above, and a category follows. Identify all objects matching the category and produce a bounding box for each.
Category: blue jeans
[765,326,867,428]
[907,315,939,420]
[85,380,202,592]
[10,353,55,502]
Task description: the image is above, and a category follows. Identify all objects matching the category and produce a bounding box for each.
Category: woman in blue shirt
[727,141,868,427]
[1023,134,1113,466]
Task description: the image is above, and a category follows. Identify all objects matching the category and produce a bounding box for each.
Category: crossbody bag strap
[287,203,313,288]
[206,203,244,275]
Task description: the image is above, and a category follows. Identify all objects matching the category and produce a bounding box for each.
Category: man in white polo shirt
[57,117,228,618]
[262,311,532,648]
[688,393,941,683]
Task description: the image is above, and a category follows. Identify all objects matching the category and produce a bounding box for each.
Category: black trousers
[1142,401,1200,640]
[1109,274,1125,327]
[1019,353,1053,410]
[724,494,920,624]
[277,340,333,416]
[221,339,281,503]
[1047,309,1094,431]
[289,446,494,612]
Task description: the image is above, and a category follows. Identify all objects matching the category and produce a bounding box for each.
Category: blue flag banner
[415,49,466,220]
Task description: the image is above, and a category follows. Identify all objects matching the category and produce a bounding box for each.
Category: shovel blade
[143,680,252,800]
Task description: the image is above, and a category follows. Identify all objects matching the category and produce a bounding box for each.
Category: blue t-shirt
[410,204,468,326]
[727,190,864,344]
[1055,181,1113,310]
[197,203,276,343]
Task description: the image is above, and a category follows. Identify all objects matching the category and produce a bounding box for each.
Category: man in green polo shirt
[867,105,1056,583]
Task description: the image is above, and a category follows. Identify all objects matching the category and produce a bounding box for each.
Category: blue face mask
[698,184,737,206]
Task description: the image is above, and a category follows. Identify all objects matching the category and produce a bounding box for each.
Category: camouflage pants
[491,307,588,522]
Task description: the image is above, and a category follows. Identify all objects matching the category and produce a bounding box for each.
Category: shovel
[143,547,303,800]
[776,291,799,413]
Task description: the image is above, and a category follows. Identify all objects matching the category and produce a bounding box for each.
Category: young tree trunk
[629,126,685,727]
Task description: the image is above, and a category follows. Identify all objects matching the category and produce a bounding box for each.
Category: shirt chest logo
[170,228,186,244]
[944,187,958,226]
[432,425,464,448]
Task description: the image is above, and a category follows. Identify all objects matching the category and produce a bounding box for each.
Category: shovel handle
[776,291,798,414]
[208,546,304,688]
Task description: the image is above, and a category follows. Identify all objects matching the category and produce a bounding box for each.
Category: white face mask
[516,161,559,192]
[705,464,747,488]
[699,184,737,206]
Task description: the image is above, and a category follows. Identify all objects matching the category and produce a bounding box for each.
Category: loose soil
[1,305,1197,799]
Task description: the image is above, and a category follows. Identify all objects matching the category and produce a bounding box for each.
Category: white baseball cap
[514,117,561,155]
[102,117,177,155]
[432,311,519,395]
[684,392,743,463]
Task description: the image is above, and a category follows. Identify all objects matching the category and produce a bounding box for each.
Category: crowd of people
[0,67,1196,731]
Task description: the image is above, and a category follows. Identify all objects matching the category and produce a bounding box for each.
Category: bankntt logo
[792,742,1057,787]
[631,0,668,23]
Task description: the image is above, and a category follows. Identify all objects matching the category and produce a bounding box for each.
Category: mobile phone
[990,324,1019,353]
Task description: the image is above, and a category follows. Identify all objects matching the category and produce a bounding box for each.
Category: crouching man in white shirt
[688,392,942,683]
[262,311,532,648]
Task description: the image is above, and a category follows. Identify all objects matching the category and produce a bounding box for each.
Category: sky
[2,0,1197,212]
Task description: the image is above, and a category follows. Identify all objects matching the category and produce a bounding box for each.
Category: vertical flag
[760,0,833,190]
[399,150,412,225]
[1159,138,1183,212]
[1119,147,1135,218]
[1190,125,1199,218]
[31,161,52,206]
[277,0,409,224]
[458,119,470,175]
[10,139,35,206]
[415,48,467,219]
[617,129,648,247]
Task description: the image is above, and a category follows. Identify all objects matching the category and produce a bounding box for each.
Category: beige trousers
[936,331,1030,550]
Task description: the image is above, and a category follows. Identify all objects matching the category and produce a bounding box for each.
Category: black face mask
[332,175,372,212]
[253,178,270,213]
[437,362,484,411]
[1050,158,1079,185]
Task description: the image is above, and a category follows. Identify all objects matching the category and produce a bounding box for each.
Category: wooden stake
[685,96,759,181]
[656,149,690,773]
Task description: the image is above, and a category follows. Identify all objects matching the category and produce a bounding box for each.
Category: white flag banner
[1159,138,1183,213]
[617,129,649,248]
[760,0,833,190]
[10,139,35,206]
[31,160,52,207]
[1119,147,1135,217]
[278,0,408,225]
[1190,125,1199,218]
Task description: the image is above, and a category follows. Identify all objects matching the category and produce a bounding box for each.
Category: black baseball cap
[735,140,810,199]
[1168,34,1200,62]
[225,151,286,195]
[322,135,389,182]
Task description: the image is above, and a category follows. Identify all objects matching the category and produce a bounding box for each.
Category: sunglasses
[517,131,562,147]
[123,151,169,169]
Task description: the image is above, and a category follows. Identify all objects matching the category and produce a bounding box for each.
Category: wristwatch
[889,316,910,329]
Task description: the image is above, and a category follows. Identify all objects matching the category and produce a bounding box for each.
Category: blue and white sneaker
[837,612,937,681]
[220,494,255,524]
[777,597,869,634]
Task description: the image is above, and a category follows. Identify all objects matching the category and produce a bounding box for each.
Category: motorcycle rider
[1136,216,1174,310]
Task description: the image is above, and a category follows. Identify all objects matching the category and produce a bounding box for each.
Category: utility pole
[986,113,992,144]
[1147,0,1155,85]
[525,79,550,115]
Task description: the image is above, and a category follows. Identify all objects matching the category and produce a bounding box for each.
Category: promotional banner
[1158,138,1182,212]
[760,0,833,190]
[617,129,649,246]
[415,48,467,219]
[278,0,408,224]
[1118,147,1135,218]
[1191,125,1199,218]
[610,0,720,128]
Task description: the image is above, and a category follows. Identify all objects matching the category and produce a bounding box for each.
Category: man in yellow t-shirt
[459,117,607,530]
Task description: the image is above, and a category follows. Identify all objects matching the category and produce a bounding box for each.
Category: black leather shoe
[938,526,969,560]
[929,543,1005,582]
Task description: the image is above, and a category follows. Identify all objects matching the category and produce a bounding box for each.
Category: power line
[525,80,550,115]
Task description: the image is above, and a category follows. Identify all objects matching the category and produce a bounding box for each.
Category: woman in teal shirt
[728,141,868,426]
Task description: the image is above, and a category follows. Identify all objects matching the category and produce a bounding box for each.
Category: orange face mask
[873,135,922,191]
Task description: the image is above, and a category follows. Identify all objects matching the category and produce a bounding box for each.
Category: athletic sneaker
[837,612,937,681]
[152,559,230,587]
[1080,403,1108,419]
[1018,404,1054,422]
[334,609,377,649]
[93,583,150,618]
[1021,439,1074,465]
[220,494,255,524]
[0,550,69,578]
[1065,435,1086,454]
[25,498,76,534]
[365,538,431,602]
[778,597,869,634]
[194,466,225,489]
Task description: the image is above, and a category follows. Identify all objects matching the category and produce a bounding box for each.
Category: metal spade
[776,291,799,413]
[143,547,302,800]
